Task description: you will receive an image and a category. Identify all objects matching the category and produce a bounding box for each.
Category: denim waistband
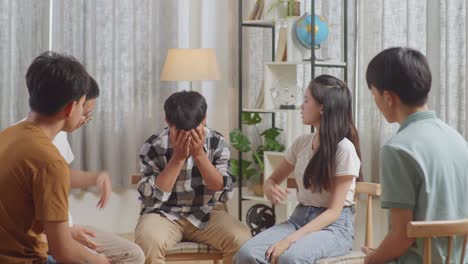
[296,203,355,212]
[289,203,355,229]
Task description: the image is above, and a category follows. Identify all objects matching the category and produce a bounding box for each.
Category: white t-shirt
[52,131,75,164]
[52,132,75,227]
[284,133,361,207]
[16,119,75,226]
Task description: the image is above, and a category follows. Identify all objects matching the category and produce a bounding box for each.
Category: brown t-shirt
[0,122,70,264]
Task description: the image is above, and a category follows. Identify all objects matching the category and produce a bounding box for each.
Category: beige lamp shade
[160,48,221,81]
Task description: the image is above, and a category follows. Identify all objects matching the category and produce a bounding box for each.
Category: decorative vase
[287,0,300,17]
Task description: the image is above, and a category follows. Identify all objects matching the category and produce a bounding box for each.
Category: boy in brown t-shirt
[0,52,109,264]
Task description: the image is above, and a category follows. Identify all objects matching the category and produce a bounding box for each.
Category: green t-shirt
[380,111,468,264]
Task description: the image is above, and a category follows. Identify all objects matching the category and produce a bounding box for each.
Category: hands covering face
[170,124,206,161]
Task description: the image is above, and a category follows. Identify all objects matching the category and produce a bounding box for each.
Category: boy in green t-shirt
[362,47,468,264]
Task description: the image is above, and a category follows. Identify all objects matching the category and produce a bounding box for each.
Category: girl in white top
[235,75,361,264]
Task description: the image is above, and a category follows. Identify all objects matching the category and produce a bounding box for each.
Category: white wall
[69,188,141,234]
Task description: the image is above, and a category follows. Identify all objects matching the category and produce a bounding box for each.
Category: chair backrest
[131,174,141,185]
[354,182,382,248]
[407,219,468,264]
[287,178,381,248]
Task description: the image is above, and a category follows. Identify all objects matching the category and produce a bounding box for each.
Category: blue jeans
[46,255,57,264]
[234,204,355,263]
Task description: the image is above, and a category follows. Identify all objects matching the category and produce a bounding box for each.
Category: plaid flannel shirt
[137,127,234,229]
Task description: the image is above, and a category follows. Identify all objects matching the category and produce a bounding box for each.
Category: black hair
[164,91,207,130]
[26,51,90,115]
[303,75,362,192]
[87,76,100,100]
[366,47,432,106]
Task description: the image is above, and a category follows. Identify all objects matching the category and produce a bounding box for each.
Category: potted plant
[266,0,300,18]
[230,112,285,196]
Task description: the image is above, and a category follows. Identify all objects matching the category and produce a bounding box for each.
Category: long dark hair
[303,75,362,192]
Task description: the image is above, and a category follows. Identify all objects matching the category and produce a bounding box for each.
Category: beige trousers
[86,226,145,264]
[134,208,251,264]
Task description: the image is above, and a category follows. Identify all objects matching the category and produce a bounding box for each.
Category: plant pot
[246,177,255,191]
[253,184,264,196]
[246,173,264,197]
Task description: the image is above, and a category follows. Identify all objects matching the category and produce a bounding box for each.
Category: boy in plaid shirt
[135,91,250,264]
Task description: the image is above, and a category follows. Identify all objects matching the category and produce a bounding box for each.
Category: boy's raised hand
[170,129,191,161]
[189,125,206,158]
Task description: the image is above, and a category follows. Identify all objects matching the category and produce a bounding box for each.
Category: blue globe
[295,13,329,49]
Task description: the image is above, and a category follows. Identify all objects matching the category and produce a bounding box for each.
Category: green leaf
[230,159,252,177]
[242,112,262,125]
[252,146,265,171]
[253,155,264,172]
[250,171,262,184]
[264,137,286,152]
[245,167,258,179]
[229,129,251,152]
[230,159,259,180]
[261,127,283,140]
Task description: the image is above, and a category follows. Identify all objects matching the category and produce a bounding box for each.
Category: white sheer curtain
[427,0,468,137]
[51,0,238,186]
[355,0,468,182]
[0,0,50,130]
[1,0,466,186]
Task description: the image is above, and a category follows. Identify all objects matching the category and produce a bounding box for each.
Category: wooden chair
[131,174,223,264]
[287,178,382,264]
[407,218,468,264]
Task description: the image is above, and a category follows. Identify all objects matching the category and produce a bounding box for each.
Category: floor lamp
[160,48,221,91]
